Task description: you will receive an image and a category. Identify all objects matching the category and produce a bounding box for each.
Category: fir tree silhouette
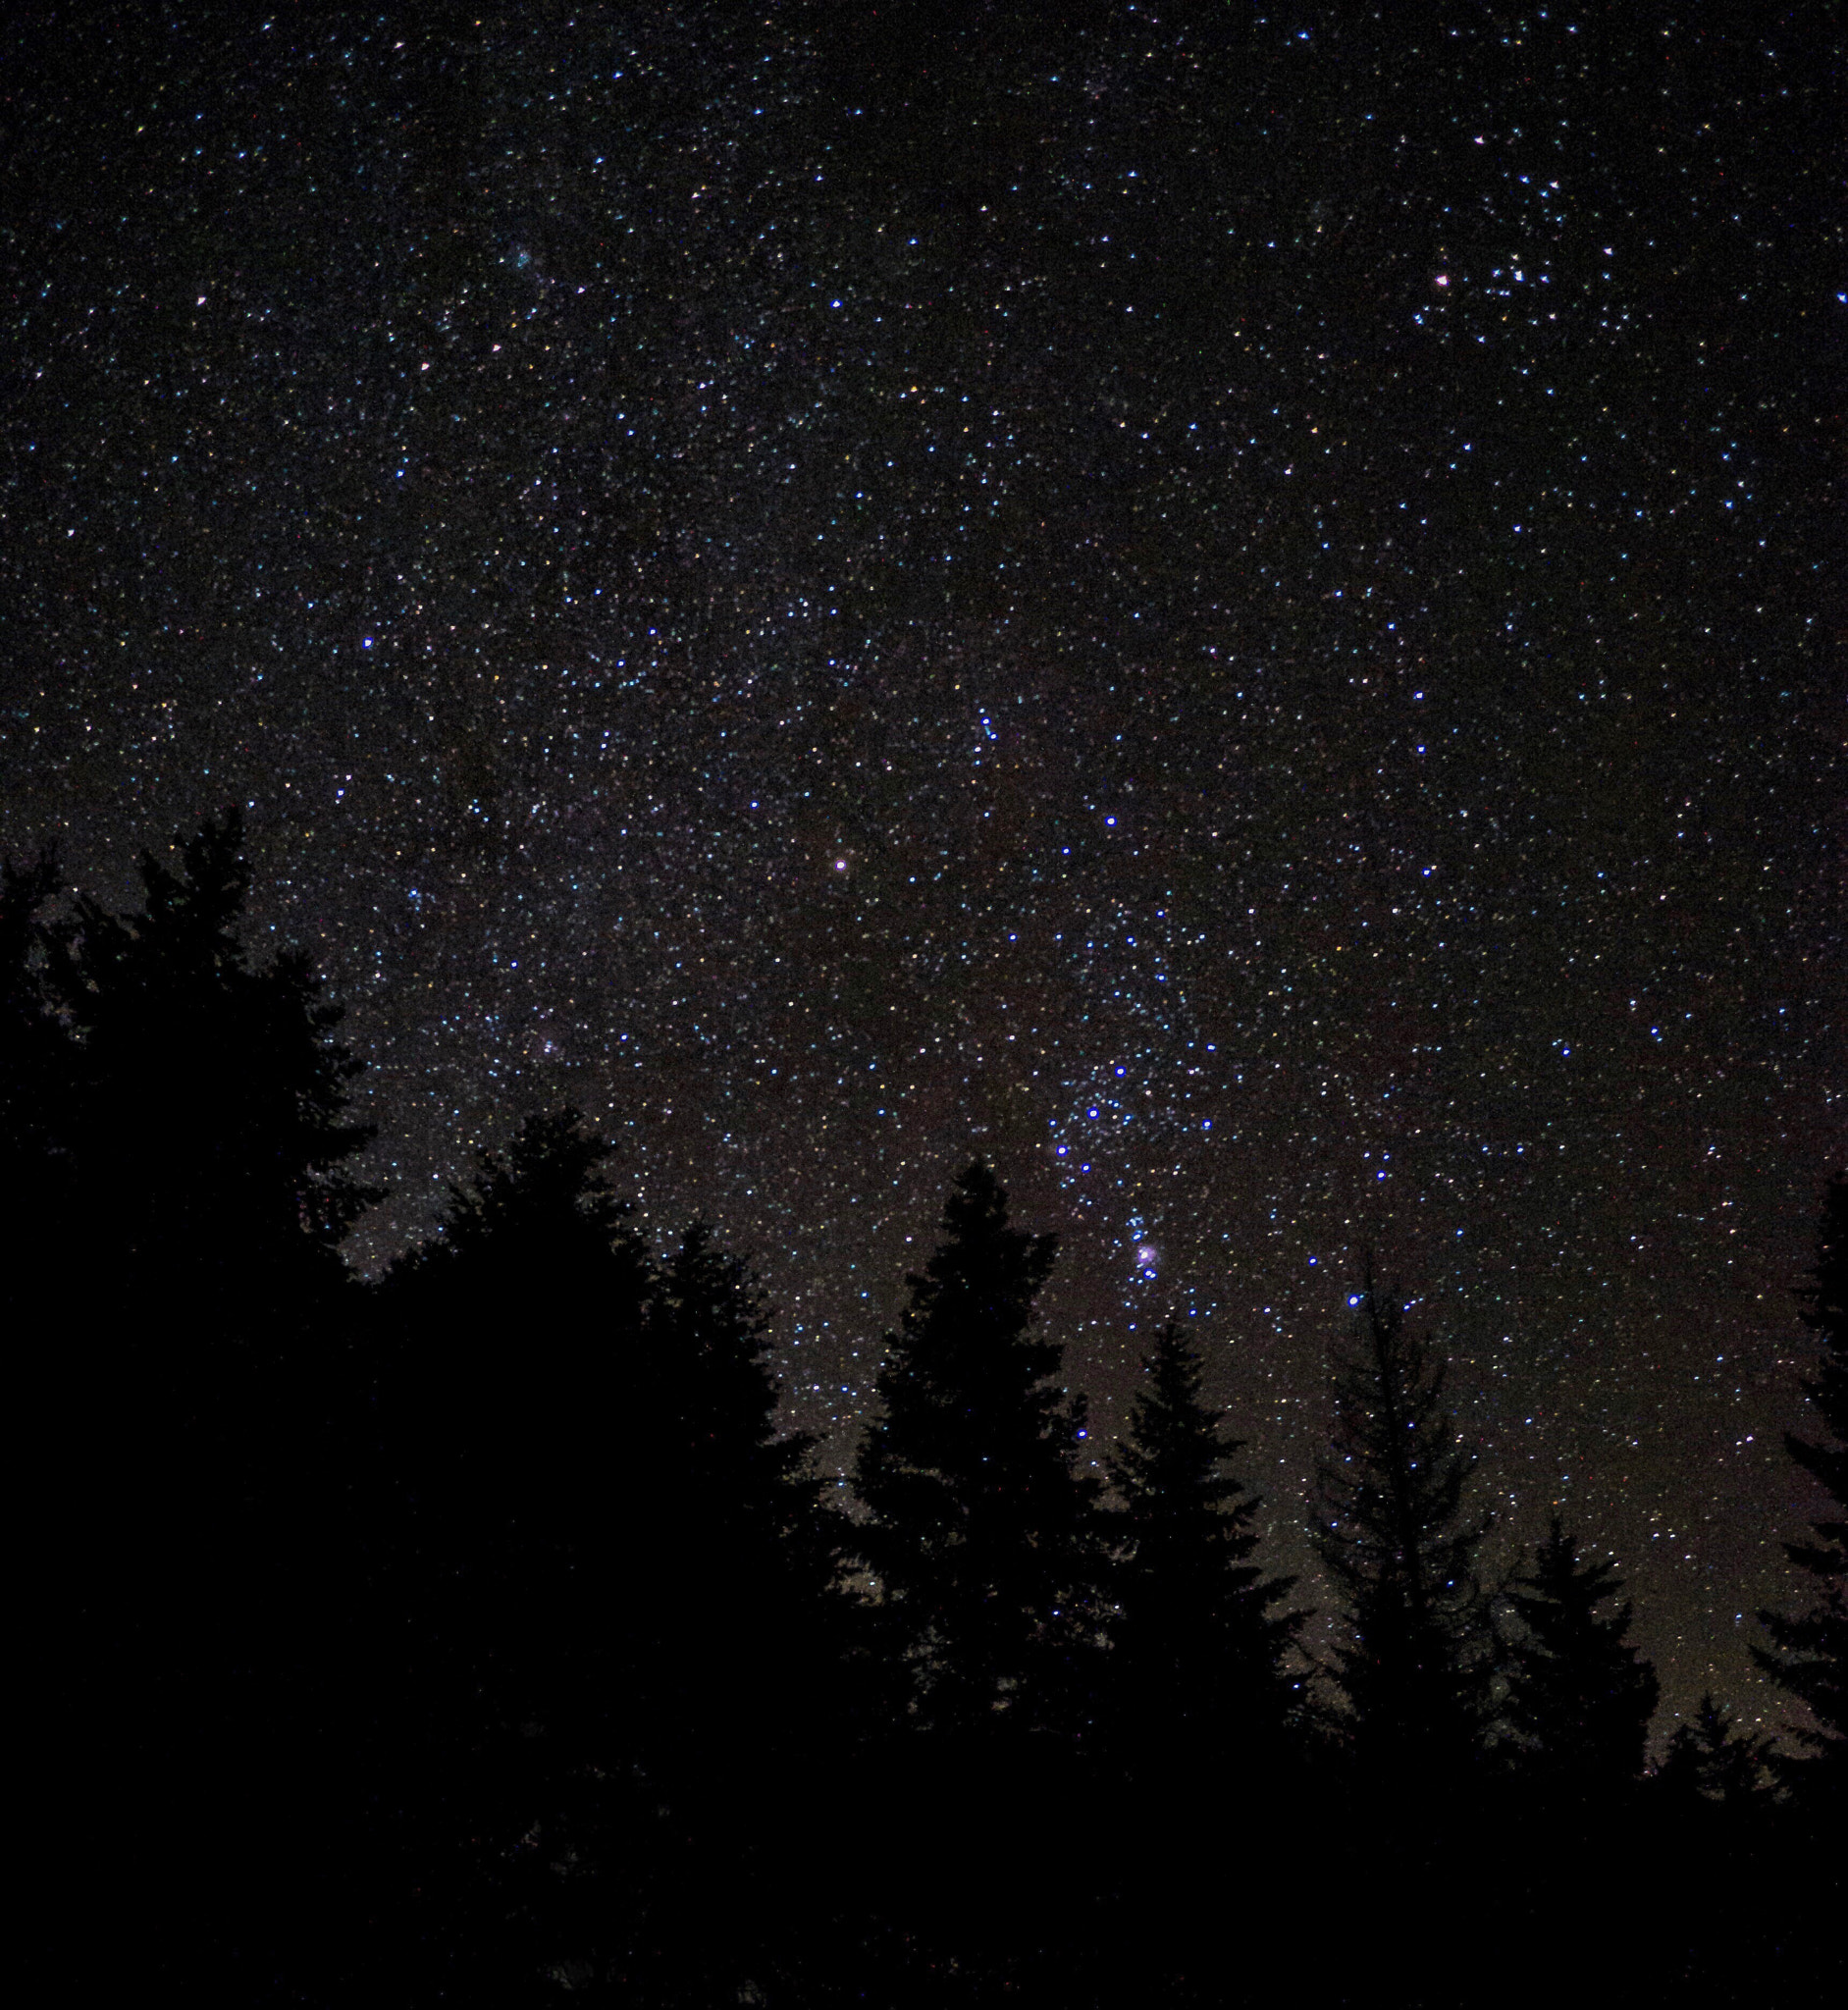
[847,1163,1107,1996]
[380,1105,654,1522]
[12,812,381,1995]
[1104,1320,1301,1786]
[45,809,377,1316]
[854,1160,1100,1741]
[1500,1517,1658,1799]
[0,849,73,1310]
[588,1221,854,2003]
[1311,1253,1492,1788]
[1755,1170,1848,1793]
[376,1118,852,2003]
[1655,1694,1778,1810]
[371,1108,657,1996]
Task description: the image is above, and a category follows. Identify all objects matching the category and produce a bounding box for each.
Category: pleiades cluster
[4,3,1840,1727]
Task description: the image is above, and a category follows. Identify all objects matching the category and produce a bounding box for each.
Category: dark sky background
[4,2,1841,1733]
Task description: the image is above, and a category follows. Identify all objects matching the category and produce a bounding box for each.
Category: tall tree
[1655,1694,1778,1810]
[15,813,381,1995]
[854,1161,1100,1740]
[1104,1320,1301,1784]
[586,1223,854,2001]
[375,1107,655,1744]
[0,849,74,1307]
[371,1109,656,1998]
[1501,1518,1659,1798]
[649,1219,842,1625]
[1311,1255,1492,1784]
[44,808,377,1319]
[1755,1169,1848,1789]
[376,1121,852,2002]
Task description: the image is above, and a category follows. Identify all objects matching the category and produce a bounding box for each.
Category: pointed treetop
[908,1159,1059,1327]
[137,808,252,969]
[443,1105,631,1252]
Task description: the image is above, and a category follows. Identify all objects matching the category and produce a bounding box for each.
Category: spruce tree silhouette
[855,1160,1100,1741]
[1641,1693,1819,2008]
[1755,1170,1848,1793]
[850,1162,1104,1997]
[45,809,377,1315]
[13,812,381,1995]
[652,1220,835,1567]
[376,1121,852,2005]
[1655,1694,1778,1810]
[0,850,73,1309]
[646,1221,850,1763]
[581,1222,853,2004]
[372,1107,656,1998]
[1500,1517,1658,1800]
[1311,1254,1492,1792]
[380,1105,653,1652]
[1104,1320,1301,1788]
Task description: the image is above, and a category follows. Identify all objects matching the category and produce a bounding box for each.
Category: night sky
[5,3,1841,1732]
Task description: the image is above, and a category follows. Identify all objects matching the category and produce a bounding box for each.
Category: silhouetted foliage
[1500,1516,1659,1798]
[369,1110,653,1993]
[377,1105,655,1723]
[373,1116,853,2001]
[10,815,1841,2002]
[1103,1320,1302,1785]
[1311,1254,1492,1785]
[9,812,383,1994]
[44,809,378,1313]
[1656,1693,1779,1810]
[1756,1170,1848,1789]
[0,849,72,1301]
[854,1160,1101,1741]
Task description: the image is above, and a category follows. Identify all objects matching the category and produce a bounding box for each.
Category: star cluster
[4,3,1840,1727]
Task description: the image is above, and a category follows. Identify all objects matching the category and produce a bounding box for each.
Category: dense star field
[3,4,1840,1728]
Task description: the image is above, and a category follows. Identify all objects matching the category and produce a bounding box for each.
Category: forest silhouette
[7,816,1841,2006]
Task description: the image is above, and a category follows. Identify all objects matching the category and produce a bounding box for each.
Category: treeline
[6,816,1842,2007]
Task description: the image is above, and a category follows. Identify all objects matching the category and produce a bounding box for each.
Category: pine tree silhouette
[843,1163,1113,1997]
[1755,1170,1847,1791]
[1501,1517,1658,1798]
[599,1222,854,2001]
[624,1218,848,1800]
[378,1103,652,1705]
[1104,1320,1301,1786]
[1656,1694,1778,1809]
[45,809,377,1316]
[377,1119,853,2002]
[0,849,74,1312]
[380,1106,654,1532]
[13,812,381,1995]
[371,1107,656,1994]
[1311,1253,1492,1786]
[854,1161,1101,1741]
[852,1165,1101,1744]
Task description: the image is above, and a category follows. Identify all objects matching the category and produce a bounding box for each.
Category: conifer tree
[44,810,378,1318]
[595,1223,852,1997]
[1755,1170,1848,1787]
[650,1220,840,1600]
[1104,1320,1300,1782]
[371,1111,654,1995]
[628,1218,849,1766]
[13,813,381,1991]
[377,1121,850,2000]
[1656,1694,1778,1809]
[1501,1517,1658,1797]
[0,850,74,1307]
[854,1161,1100,1739]
[1311,1255,1492,1783]
[377,1107,655,1719]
